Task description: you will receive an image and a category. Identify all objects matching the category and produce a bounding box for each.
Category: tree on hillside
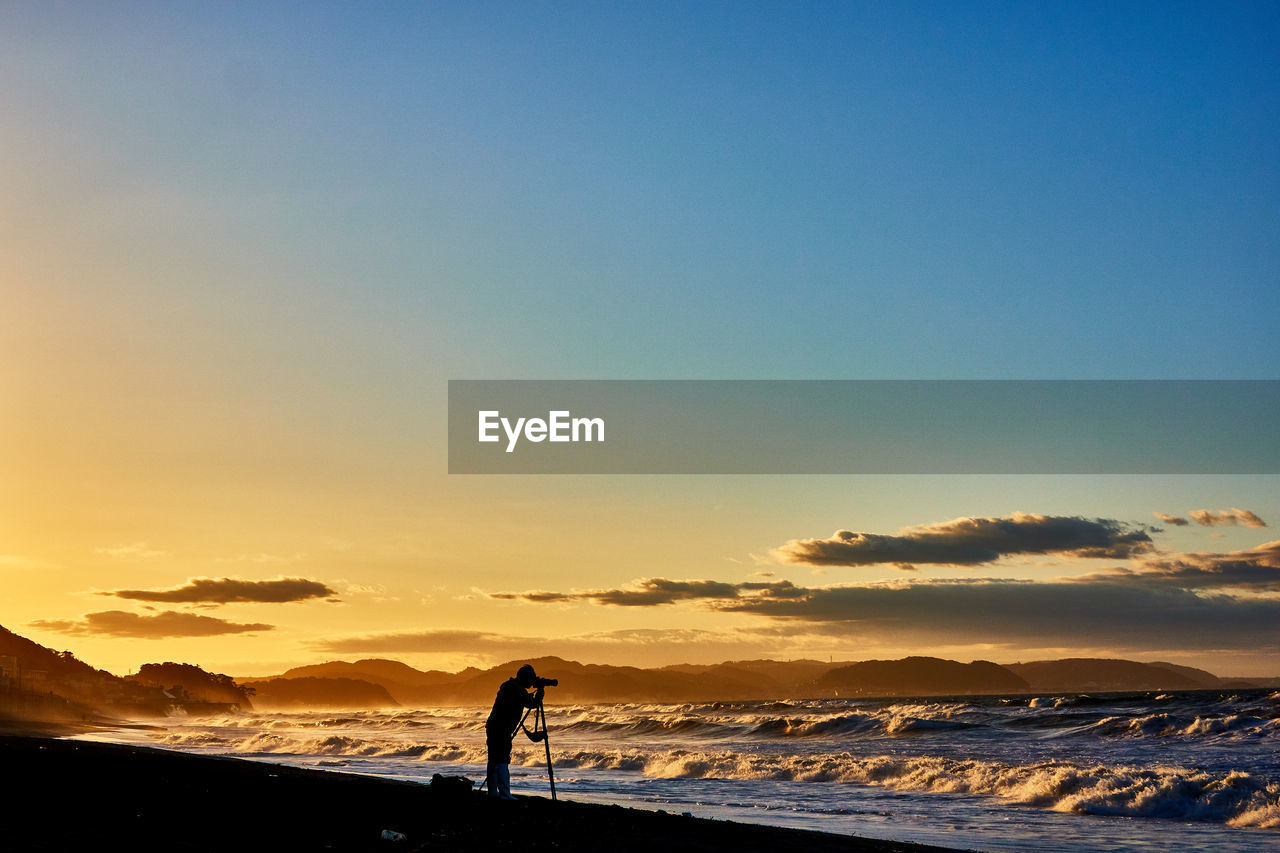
[130,662,254,708]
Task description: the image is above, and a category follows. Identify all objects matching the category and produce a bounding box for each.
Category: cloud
[95,542,168,559]
[490,578,765,607]
[478,511,1280,656]
[308,626,790,662]
[30,610,273,638]
[488,541,1280,654]
[311,628,510,654]
[102,577,338,604]
[491,577,811,607]
[1079,541,1280,592]
[518,577,1280,652]
[773,513,1155,568]
[1154,513,1190,526]
[702,579,1279,648]
[1189,508,1267,528]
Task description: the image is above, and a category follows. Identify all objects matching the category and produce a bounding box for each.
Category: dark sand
[1,733,974,852]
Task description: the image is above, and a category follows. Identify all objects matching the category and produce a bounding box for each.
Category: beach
[1,734,965,853]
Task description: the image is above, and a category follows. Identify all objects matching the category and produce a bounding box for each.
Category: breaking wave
[171,690,1280,746]
[546,748,1280,828]
[155,730,1280,829]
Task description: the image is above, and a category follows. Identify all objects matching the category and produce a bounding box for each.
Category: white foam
[526,747,1280,828]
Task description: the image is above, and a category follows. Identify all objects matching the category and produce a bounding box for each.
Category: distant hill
[0,624,117,688]
[1,623,260,718]
[128,662,253,709]
[663,659,849,691]
[241,676,400,709]
[258,655,1037,704]
[256,656,818,704]
[1007,658,1223,693]
[0,623,131,718]
[252,652,1267,705]
[279,659,482,705]
[445,656,754,704]
[1146,661,1225,687]
[5,622,1266,718]
[815,657,1029,697]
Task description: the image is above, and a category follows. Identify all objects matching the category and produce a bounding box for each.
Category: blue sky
[6,1,1277,382]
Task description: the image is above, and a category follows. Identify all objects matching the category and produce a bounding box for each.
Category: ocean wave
[195,701,1280,748]
[1081,712,1279,741]
[743,711,980,738]
[560,716,736,738]
[149,697,1280,832]
[158,729,482,761]
[539,747,1280,828]
[555,704,990,741]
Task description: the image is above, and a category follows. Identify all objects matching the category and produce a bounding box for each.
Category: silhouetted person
[485,664,543,799]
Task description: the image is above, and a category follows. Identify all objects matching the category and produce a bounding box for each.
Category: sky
[2,2,1278,678]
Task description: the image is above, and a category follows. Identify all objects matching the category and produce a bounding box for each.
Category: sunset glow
[2,3,1276,682]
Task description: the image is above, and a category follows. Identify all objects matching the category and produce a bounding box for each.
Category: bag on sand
[430,773,475,796]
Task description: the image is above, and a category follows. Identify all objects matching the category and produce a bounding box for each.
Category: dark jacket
[486,677,537,738]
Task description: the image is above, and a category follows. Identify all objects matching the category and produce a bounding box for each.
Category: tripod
[521,695,557,801]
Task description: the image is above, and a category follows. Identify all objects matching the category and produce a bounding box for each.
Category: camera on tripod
[532,676,558,688]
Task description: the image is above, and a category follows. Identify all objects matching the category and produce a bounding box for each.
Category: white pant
[487,762,515,799]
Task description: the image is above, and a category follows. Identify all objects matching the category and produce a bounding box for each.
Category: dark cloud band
[490,576,1280,652]
[774,513,1155,568]
[30,610,273,638]
[104,577,337,604]
[486,533,1280,654]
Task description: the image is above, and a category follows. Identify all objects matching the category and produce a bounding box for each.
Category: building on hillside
[0,654,17,689]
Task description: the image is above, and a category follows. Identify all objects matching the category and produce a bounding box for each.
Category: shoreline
[2,733,973,852]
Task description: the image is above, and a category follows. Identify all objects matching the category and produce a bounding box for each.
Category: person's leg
[495,763,514,799]
[485,760,499,798]
[486,728,503,798]
[486,730,516,799]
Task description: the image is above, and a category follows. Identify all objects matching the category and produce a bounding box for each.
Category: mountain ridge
[2,622,1270,714]
[245,653,1263,706]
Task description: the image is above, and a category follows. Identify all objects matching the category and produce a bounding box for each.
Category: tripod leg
[539,703,556,801]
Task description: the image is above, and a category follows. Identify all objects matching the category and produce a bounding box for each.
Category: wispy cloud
[1189,508,1267,528]
[773,513,1156,568]
[488,578,780,607]
[30,610,273,638]
[101,577,337,604]
[1154,513,1190,526]
[96,542,168,559]
[211,552,306,565]
[0,554,61,571]
[308,627,787,661]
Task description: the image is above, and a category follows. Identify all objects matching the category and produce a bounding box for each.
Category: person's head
[516,664,537,687]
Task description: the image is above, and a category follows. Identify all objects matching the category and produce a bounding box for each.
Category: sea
[82,688,1280,852]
